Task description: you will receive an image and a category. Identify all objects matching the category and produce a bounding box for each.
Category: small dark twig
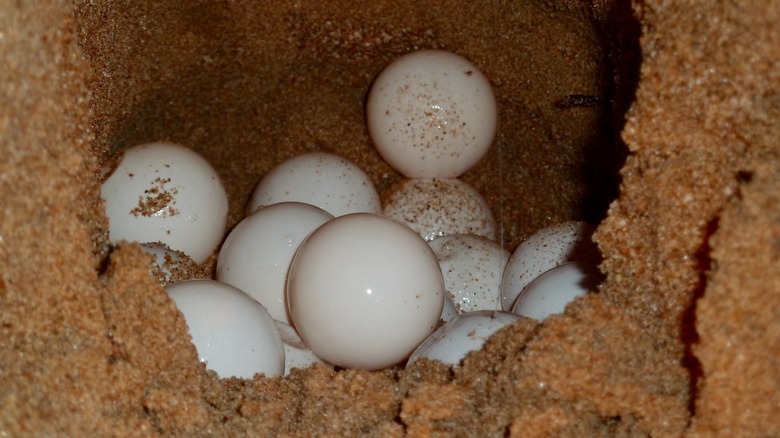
[554,94,602,108]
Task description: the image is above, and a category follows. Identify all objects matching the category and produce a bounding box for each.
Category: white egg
[383,178,496,241]
[216,202,333,325]
[511,261,602,321]
[428,234,509,313]
[441,295,458,323]
[140,242,200,286]
[275,321,331,375]
[164,280,284,379]
[101,142,228,264]
[247,152,381,217]
[366,49,498,178]
[287,213,444,370]
[408,310,521,367]
[501,221,600,311]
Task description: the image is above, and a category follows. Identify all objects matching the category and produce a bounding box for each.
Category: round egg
[408,311,521,367]
[383,178,496,241]
[511,261,603,321]
[501,221,600,311]
[428,234,509,313]
[216,202,334,325]
[287,213,444,370]
[247,152,381,217]
[101,142,228,264]
[441,295,458,323]
[275,321,331,375]
[164,280,284,379]
[366,49,498,178]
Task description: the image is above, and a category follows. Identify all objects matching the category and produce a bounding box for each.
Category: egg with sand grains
[501,221,600,311]
[366,49,498,178]
[100,142,228,264]
[287,213,445,370]
[383,178,496,241]
[428,234,509,314]
[247,152,381,217]
[164,280,284,379]
[140,242,200,286]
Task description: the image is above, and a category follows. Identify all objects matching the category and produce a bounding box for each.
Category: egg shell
[216,202,334,325]
[275,321,331,376]
[511,261,603,321]
[247,152,381,217]
[140,242,201,286]
[366,49,498,178]
[101,142,228,264]
[428,234,509,314]
[408,310,521,367]
[164,279,285,379]
[501,221,600,311]
[441,294,458,323]
[287,213,444,370]
[383,178,496,241]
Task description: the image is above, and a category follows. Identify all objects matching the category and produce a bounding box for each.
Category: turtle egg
[441,295,458,323]
[275,321,331,376]
[140,242,202,286]
[287,213,444,370]
[164,280,284,379]
[511,261,603,321]
[408,311,521,367]
[383,178,496,241]
[247,152,381,217]
[428,234,509,313]
[216,202,333,325]
[366,49,498,178]
[501,221,600,311]
[100,142,228,264]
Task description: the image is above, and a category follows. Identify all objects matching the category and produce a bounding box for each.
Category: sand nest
[2,0,779,436]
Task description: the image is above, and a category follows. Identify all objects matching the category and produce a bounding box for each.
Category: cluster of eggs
[100,50,603,378]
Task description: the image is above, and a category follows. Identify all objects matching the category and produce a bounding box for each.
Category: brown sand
[1,0,779,436]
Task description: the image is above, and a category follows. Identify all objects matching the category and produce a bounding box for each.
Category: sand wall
[2,0,778,436]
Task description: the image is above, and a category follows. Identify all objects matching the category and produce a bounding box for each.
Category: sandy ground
[1,0,779,435]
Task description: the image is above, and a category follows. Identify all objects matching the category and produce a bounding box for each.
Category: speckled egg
[428,234,509,314]
[247,152,381,217]
[382,178,496,241]
[500,221,600,311]
[366,49,498,178]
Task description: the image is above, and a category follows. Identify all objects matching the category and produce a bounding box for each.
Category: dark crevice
[578,0,642,224]
[681,216,719,420]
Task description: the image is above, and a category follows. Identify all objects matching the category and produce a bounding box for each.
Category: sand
[1,0,779,436]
